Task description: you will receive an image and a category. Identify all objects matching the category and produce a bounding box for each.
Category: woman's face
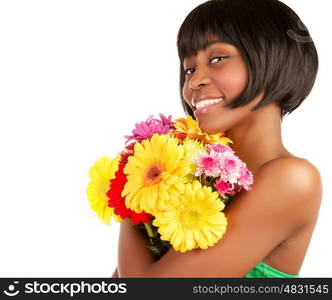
[182,39,263,134]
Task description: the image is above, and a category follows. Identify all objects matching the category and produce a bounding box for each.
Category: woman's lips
[194,100,224,118]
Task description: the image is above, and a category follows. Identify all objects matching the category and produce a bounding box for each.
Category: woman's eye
[184,68,194,75]
[184,56,228,76]
[210,55,228,63]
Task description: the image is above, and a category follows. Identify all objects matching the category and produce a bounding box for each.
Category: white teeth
[195,98,224,110]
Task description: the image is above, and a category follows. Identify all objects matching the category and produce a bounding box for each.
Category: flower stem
[200,174,208,186]
[144,223,156,239]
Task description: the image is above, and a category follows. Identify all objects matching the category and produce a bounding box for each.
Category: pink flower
[159,113,174,128]
[215,179,236,197]
[238,163,254,190]
[218,151,242,184]
[207,144,234,154]
[194,150,221,177]
[124,113,173,144]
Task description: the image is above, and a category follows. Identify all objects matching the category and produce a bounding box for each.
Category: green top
[244,262,299,278]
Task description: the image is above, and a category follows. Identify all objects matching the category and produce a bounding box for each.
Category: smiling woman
[116,0,322,278]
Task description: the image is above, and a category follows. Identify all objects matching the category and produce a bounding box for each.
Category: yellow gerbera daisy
[152,180,228,252]
[173,115,233,145]
[86,156,124,224]
[121,133,191,215]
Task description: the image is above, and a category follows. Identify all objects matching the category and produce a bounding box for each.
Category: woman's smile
[194,98,225,118]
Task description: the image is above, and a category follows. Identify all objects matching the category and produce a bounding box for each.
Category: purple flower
[124,113,173,144]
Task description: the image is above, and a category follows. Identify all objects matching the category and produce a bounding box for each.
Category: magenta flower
[215,179,236,197]
[158,113,173,128]
[194,150,221,177]
[218,151,243,184]
[124,113,173,144]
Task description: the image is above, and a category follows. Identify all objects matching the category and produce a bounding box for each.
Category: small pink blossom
[194,150,221,177]
[215,179,236,197]
[218,151,242,184]
[238,163,254,190]
[207,144,234,154]
[124,113,173,144]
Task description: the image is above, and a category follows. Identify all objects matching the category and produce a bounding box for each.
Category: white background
[0,0,331,277]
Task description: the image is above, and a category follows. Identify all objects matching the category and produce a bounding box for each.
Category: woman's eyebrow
[183,40,230,65]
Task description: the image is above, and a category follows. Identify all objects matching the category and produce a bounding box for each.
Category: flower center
[225,158,236,170]
[144,164,164,186]
[202,157,215,168]
[181,209,201,228]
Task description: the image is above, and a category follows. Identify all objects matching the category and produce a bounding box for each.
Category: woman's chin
[198,122,227,135]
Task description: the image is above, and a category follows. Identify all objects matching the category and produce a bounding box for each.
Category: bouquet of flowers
[86,114,253,257]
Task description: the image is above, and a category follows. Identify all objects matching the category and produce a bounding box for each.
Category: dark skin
[114,40,322,277]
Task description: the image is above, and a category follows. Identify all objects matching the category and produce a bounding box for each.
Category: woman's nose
[189,68,211,90]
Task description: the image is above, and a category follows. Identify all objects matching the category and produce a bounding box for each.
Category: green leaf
[145,245,161,257]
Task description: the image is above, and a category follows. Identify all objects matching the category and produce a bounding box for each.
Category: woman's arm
[118,218,158,277]
[118,158,322,277]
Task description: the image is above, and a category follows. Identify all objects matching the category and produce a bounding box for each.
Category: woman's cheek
[214,68,247,102]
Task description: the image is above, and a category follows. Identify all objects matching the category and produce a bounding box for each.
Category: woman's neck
[225,102,292,173]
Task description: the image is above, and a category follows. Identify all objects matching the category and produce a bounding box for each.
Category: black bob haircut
[177,0,319,120]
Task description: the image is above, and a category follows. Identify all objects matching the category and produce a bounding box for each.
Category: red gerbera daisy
[107,162,154,224]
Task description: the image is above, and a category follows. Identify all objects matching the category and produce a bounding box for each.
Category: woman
[114,0,322,277]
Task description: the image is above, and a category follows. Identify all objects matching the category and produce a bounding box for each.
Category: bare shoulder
[258,157,322,223]
[261,157,322,193]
